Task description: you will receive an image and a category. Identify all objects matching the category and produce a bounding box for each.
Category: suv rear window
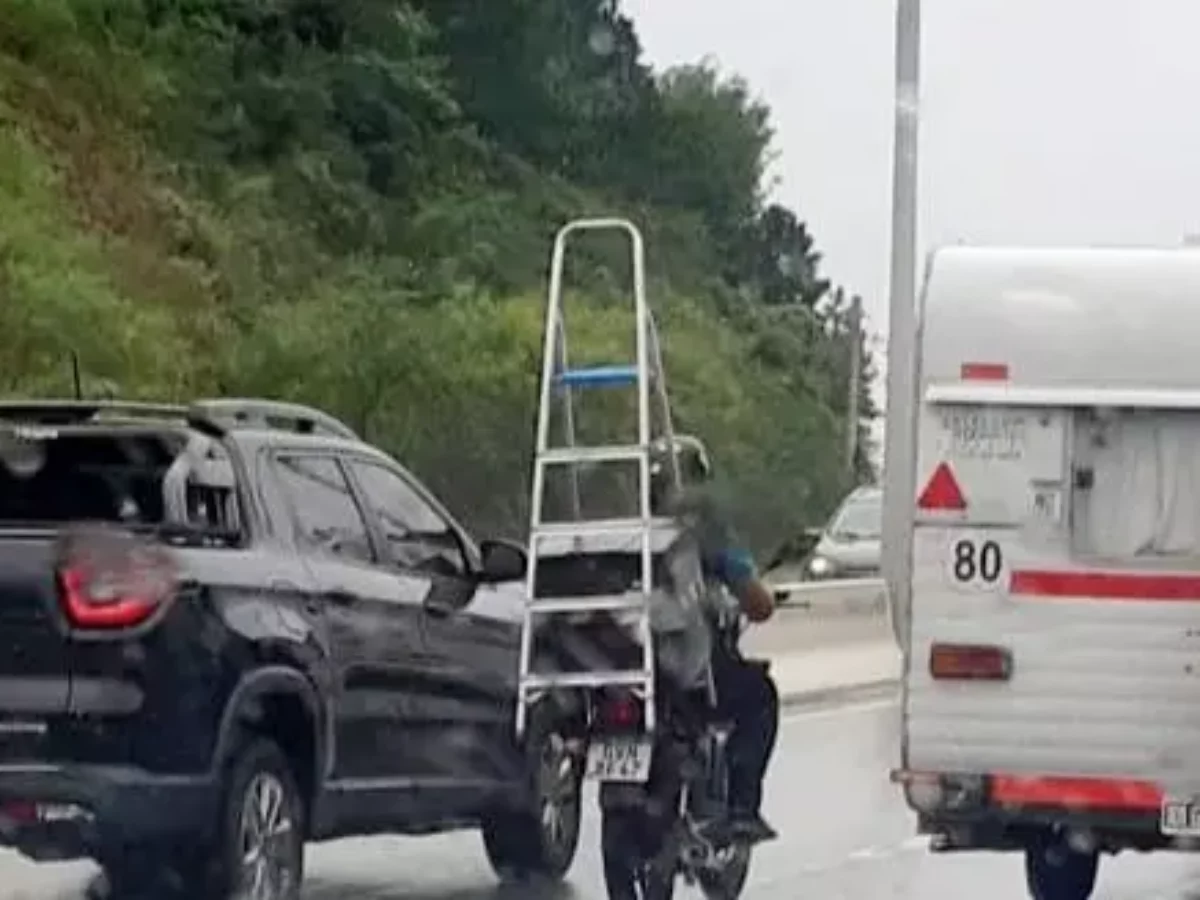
[0,428,236,530]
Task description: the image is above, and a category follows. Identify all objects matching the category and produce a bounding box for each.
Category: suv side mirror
[479,539,527,583]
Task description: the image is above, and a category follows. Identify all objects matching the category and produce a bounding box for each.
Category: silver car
[803,486,882,581]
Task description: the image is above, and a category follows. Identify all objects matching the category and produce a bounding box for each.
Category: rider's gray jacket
[650,487,746,690]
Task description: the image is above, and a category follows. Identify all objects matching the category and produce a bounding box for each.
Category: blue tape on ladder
[555,365,639,388]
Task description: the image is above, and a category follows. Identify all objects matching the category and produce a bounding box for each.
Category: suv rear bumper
[0,763,216,861]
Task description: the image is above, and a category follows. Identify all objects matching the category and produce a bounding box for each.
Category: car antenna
[69,350,83,399]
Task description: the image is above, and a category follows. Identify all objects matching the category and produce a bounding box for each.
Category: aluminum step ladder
[515,218,681,739]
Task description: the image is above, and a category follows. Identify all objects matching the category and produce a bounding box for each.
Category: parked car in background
[763,485,882,604]
[804,485,882,581]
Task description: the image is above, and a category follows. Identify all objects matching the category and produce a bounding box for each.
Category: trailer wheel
[1024,832,1098,900]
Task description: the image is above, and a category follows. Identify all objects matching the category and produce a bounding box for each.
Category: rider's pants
[713,654,779,815]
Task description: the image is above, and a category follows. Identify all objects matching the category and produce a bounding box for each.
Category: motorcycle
[530,509,762,900]
[587,676,755,900]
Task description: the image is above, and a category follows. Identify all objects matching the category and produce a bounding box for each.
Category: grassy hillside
[0,0,876,553]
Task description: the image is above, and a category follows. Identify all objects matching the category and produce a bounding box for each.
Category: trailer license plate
[1161,797,1200,836]
[585,737,653,783]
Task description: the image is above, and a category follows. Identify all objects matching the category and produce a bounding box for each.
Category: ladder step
[533,517,677,539]
[521,670,651,691]
[555,365,641,389]
[538,445,646,465]
[527,593,647,614]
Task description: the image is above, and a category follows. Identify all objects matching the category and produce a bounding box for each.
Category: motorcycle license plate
[585,736,653,783]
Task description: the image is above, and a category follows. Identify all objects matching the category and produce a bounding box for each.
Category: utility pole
[881,0,921,648]
[845,295,862,478]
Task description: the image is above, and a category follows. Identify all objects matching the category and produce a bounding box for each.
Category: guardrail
[770,576,896,639]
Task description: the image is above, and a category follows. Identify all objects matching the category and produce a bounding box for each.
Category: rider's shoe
[694,810,777,846]
[728,811,778,844]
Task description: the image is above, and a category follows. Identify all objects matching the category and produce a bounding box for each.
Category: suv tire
[204,736,306,900]
[482,710,583,882]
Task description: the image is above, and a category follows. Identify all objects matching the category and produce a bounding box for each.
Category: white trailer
[891,246,1200,900]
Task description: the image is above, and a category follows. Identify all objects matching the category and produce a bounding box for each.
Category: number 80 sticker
[947,534,1007,592]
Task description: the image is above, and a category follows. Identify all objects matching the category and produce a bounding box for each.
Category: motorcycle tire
[697,843,752,900]
[600,808,676,900]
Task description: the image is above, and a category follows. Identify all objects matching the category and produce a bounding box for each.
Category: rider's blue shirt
[672,481,757,592]
[703,545,757,591]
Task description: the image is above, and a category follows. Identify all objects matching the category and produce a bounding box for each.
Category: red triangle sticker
[917,462,967,511]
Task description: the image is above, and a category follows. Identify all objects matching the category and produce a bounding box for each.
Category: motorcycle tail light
[599,692,642,731]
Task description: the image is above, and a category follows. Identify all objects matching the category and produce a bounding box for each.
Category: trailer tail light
[929,643,1012,681]
[892,769,986,813]
[56,526,177,630]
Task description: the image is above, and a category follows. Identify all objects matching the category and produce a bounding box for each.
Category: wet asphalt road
[9,698,1200,900]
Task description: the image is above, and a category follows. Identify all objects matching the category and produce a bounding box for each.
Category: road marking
[751,834,930,889]
[782,696,896,724]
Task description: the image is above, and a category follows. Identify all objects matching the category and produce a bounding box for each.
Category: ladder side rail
[530,229,571,532]
[535,231,571,460]
[639,516,657,734]
[630,223,659,735]
[555,316,582,521]
[646,316,681,490]
[519,228,571,739]
[515,606,535,737]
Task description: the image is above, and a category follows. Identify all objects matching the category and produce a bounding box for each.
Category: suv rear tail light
[929,642,1012,681]
[56,526,177,630]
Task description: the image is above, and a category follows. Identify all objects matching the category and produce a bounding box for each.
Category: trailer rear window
[1072,408,1200,560]
[0,429,238,531]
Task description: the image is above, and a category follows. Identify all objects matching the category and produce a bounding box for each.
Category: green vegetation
[0,0,876,554]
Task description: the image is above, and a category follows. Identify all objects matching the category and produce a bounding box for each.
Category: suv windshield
[828,493,882,540]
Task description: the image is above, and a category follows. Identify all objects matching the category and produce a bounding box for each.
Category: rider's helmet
[649,435,712,513]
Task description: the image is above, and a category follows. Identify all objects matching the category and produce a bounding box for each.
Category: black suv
[0,398,585,899]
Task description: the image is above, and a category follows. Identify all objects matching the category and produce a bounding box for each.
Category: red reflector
[991,775,1161,812]
[929,643,1011,680]
[917,463,967,511]
[961,362,1009,381]
[1011,569,1200,602]
[0,800,36,824]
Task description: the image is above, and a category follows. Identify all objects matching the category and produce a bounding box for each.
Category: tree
[2,0,878,548]
[731,203,830,307]
[637,62,771,247]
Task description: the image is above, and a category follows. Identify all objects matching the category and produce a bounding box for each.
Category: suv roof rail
[0,398,359,440]
[190,398,359,440]
[0,400,191,425]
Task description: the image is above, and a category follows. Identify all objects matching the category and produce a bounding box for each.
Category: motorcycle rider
[650,437,779,844]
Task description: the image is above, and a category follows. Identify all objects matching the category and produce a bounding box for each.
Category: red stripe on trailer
[1011,569,1200,602]
[960,362,1009,381]
[991,774,1161,812]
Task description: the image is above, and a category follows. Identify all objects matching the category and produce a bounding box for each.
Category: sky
[622,0,1200,405]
